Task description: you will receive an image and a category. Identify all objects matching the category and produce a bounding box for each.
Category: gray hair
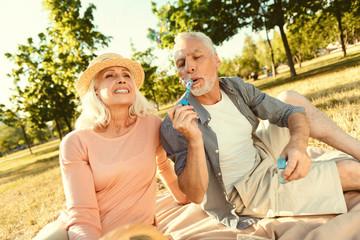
[173,32,217,60]
[75,78,155,130]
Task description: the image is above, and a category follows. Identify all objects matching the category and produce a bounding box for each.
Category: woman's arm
[60,133,102,240]
[156,138,190,205]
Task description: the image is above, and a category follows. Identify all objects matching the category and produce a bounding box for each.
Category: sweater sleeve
[152,116,178,185]
[156,140,178,185]
[59,132,102,240]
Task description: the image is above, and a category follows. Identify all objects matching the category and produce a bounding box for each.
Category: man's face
[173,37,221,96]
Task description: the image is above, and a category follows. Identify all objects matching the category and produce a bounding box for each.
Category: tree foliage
[0,123,23,155]
[5,0,111,139]
[287,11,337,67]
[151,0,322,77]
[0,104,33,154]
[219,36,260,79]
[131,46,183,107]
[321,0,360,57]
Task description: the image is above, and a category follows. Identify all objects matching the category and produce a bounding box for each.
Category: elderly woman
[35,53,188,240]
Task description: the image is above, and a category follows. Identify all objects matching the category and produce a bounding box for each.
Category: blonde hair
[173,32,217,61]
[75,78,155,130]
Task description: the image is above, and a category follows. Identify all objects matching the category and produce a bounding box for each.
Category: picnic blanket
[155,190,360,240]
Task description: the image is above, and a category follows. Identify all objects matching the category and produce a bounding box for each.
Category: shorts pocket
[276,193,334,216]
[275,193,295,216]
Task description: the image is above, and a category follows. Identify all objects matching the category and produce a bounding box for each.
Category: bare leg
[336,160,360,191]
[277,90,360,160]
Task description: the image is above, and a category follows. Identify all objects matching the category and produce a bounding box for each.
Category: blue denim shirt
[160,77,305,229]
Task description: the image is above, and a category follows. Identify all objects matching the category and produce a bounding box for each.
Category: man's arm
[167,105,208,204]
[280,112,311,182]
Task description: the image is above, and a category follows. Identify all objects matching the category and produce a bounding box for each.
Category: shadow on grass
[304,80,360,101]
[313,95,360,110]
[33,146,59,157]
[257,51,360,91]
[0,155,59,185]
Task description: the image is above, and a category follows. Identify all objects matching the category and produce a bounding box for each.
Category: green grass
[1,45,360,239]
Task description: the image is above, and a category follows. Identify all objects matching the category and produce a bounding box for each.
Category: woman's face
[95,66,136,109]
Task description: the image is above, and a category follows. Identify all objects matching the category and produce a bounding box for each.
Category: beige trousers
[33,219,68,240]
[228,120,349,218]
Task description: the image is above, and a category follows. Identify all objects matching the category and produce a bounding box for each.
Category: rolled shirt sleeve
[228,78,306,128]
[160,116,189,177]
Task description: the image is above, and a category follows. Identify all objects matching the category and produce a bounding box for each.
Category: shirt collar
[187,93,210,125]
[186,78,234,125]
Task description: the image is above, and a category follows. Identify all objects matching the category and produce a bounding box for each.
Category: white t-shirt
[203,90,256,193]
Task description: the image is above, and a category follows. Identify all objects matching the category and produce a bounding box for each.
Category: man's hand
[280,142,311,183]
[168,104,208,204]
[280,112,311,183]
[168,105,201,141]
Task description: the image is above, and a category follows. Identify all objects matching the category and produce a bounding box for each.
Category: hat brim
[77,58,144,98]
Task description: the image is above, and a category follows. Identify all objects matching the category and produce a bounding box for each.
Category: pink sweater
[59,115,177,239]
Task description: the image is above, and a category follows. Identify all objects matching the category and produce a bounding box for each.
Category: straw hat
[77,53,144,98]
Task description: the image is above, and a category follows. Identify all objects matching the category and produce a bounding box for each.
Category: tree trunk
[334,0,346,57]
[312,50,317,59]
[54,118,63,140]
[20,124,33,154]
[62,114,73,132]
[151,89,160,111]
[353,30,356,45]
[265,28,277,77]
[278,24,297,77]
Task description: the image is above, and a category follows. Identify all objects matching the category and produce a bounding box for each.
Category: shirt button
[207,117,211,121]
[215,149,219,153]
[218,172,221,176]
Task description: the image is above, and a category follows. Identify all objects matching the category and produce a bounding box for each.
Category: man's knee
[336,160,360,191]
[33,220,68,240]
[276,90,303,105]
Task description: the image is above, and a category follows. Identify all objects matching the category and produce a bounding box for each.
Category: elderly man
[160,31,360,229]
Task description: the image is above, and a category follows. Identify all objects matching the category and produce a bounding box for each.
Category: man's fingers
[282,158,311,182]
[281,160,296,182]
[174,112,199,129]
[287,161,311,182]
[174,107,195,122]
[168,105,194,121]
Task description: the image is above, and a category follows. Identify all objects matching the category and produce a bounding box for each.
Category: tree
[339,6,360,46]
[131,46,161,110]
[287,11,337,67]
[0,104,33,154]
[271,31,288,65]
[0,124,23,155]
[5,0,111,139]
[131,45,183,106]
[258,3,281,77]
[218,56,242,78]
[239,35,260,79]
[151,0,322,77]
[150,1,253,49]
[218,36,260,80]
[322,0,360,57]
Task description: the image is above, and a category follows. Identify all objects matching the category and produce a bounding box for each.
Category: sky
[0,0,253,108]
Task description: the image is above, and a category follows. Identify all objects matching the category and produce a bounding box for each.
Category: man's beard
[191,76,216,96]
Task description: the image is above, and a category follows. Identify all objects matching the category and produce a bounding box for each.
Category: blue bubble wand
[180,79,193,105]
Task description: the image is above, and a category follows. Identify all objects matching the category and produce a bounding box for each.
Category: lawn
[1,45,359,239]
